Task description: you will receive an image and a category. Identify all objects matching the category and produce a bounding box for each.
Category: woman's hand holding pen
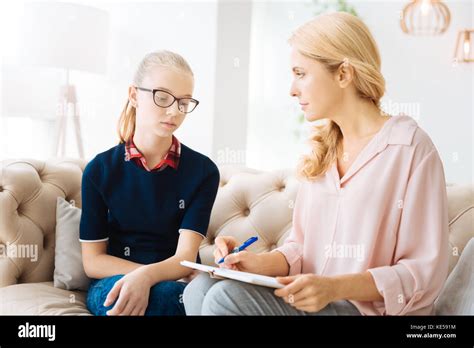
[214,236,337,313]
[213,236,262,273]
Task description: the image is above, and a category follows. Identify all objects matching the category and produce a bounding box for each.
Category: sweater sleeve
[179,161,220,238]
[79,160,109,242]
[367,149,450,315]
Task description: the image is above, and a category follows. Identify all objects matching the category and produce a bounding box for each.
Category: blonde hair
[117,50,194,143]
[291,12,386,180]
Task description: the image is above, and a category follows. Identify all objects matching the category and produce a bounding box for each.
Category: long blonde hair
[117,50,194,143]
[291,12,385,180]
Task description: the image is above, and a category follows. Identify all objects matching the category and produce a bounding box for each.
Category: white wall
[246,1,312,172]
[246,0,473,184]
[212,0,252,166]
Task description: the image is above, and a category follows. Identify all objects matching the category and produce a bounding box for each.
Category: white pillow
[435,237,474,315]
[54,197,90,291]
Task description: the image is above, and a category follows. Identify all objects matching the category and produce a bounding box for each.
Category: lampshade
[454,29,474,63]
[20,2,109,74]
[400,0,450,36]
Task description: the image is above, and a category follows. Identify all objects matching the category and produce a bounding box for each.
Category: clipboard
[180,260,284,289]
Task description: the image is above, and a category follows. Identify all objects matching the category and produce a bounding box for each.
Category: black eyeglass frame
[134,86,199,114]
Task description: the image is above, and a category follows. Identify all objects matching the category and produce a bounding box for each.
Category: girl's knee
[147,281,187,316]
[150,280,186,301]
[86,274,124,316]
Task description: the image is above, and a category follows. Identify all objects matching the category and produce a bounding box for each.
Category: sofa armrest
[0,158,86,288]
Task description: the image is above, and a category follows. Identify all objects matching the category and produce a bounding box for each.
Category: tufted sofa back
[0,159,84,287]
[0,158,472,289]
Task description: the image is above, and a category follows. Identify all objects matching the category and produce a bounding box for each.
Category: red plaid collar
[124,135,180,172]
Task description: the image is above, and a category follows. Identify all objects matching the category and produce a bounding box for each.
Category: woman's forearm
[84,254,143,279]
[332,271,384,302]
[257,251,290,277]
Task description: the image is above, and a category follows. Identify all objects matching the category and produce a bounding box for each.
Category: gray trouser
[183,273,361,316]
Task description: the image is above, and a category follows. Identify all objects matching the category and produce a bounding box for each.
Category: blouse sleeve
[272,182,307,275]
[368,148,450,315]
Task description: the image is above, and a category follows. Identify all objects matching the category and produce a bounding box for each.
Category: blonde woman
[183,12,449,316]
[80,50,220,316]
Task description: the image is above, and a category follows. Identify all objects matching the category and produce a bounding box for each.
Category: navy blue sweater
[79,142,220,265]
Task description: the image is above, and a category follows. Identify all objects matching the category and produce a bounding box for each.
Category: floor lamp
[21,2,109,159]
[56,71,83,158]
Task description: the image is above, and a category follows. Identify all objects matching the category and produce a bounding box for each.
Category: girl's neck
[132,130,172,163]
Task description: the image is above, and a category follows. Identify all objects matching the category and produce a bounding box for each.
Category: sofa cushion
[199,166,299,266]
[54,197,90,291]
[445,188,473,274]
[435,238,474,315]
[0,281,91,315]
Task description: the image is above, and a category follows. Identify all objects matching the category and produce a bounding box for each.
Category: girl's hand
[274,274,337,313]
[213,236,262,273]
[104,266,153,316]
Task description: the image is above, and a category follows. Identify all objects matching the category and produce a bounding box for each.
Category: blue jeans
[86,274,187,316]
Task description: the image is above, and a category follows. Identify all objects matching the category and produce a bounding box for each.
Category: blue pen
[218,236,258,264]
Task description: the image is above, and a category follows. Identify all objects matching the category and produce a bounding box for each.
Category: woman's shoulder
[388,115,444,176]
[389,115,437,156]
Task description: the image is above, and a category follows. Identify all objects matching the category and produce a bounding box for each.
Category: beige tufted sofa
[0,158,472,315]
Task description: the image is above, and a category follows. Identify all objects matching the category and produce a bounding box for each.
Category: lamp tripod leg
[73,113,84,159]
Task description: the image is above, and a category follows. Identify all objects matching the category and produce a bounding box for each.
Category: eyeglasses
[135,86,199,114]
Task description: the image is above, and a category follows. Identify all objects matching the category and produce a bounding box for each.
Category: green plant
[312,0,358,17]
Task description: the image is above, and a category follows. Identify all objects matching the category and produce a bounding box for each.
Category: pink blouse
[275,115,449,315]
